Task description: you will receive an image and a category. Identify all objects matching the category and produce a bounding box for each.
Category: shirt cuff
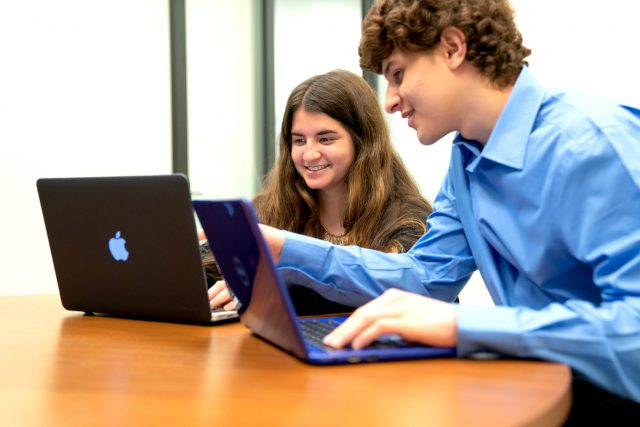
[454,304,522,357]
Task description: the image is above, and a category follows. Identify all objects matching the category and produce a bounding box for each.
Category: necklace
[321,225,347,245]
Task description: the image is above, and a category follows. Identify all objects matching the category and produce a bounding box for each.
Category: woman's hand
[208,280,237,311]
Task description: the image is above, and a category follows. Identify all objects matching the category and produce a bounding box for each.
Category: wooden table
[0,295,571,426]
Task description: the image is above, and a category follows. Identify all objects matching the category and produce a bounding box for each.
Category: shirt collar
[454,66,546,171]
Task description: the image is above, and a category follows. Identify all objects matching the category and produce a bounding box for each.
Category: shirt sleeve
[457,122,640,402]
[277,171,476,307]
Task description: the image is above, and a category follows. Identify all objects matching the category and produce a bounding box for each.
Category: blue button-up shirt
[276,67,640,401]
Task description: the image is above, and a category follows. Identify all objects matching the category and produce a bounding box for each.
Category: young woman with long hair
[203,69,432,315]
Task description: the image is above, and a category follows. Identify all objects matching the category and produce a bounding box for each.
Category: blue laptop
[193,199,456,364]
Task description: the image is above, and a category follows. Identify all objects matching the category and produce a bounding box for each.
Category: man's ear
[440,26,466,68]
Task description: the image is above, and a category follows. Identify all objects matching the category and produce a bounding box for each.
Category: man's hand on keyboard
[322,288,457,350]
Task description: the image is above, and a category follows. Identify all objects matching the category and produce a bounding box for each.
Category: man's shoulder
[538,89,631,135]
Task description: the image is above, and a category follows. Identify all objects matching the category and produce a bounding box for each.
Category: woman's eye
[394,70,403,83]
[292,138,305,145]
[319,135,337,144]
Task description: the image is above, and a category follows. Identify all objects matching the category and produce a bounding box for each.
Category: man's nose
[385,87,401,114]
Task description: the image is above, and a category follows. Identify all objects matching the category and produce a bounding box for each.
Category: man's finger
[351,318,403,350]
[323,298,395,348]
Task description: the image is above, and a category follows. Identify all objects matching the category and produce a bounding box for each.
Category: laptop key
[299,319,413,351]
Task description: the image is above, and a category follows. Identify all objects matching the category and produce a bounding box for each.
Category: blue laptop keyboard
[299,318,414,351]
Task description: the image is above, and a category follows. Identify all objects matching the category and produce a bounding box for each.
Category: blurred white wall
[273,0,362,147]
[0,0,257,295]
[512,0,638,108]
[186,0,259,199]
[0,0,172,295]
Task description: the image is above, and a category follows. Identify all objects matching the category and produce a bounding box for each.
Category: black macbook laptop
[36,174,238,324]
[193,199,456,364]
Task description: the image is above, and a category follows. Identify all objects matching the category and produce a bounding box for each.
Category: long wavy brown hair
[360,0,531,88]
[253,69,431,253]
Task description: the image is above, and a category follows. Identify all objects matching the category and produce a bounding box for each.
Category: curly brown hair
[360,0,531,88]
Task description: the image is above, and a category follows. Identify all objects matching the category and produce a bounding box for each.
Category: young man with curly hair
[257,0,640,420]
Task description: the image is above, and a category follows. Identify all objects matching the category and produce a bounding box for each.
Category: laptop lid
[193,199,456,364]
[36,174,237,324]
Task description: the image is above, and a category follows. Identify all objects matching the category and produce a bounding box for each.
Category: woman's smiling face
[290,108,356,193]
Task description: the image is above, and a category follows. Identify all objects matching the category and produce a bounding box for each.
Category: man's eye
[394,70,403,83]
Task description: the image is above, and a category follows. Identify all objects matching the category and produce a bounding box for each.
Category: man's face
[381,48,458,145]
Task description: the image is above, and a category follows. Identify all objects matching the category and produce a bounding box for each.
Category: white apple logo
[108,231,129,261]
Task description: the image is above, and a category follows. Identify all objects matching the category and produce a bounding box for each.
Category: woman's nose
[302,146,321,161]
